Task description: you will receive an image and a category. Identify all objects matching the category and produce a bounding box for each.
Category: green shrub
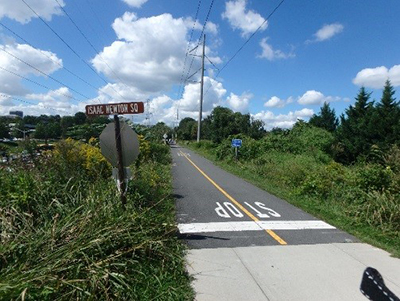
[355,164,393,192]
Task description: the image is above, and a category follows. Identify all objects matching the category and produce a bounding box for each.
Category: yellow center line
[179,150,287,245]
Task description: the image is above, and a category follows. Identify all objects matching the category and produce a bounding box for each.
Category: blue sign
[231,139,242,147]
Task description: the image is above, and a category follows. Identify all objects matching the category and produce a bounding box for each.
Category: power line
[21,0,126,102]
[177,0,202,100]
[0,21,114,101]
[0,94,74,115]
[183,0,215,88]
[205,55,220,71]
[204,0,285,96]
[0,46,93,101]
[53,0,140,102]
[177,0,215,123]
[0,66,83,103]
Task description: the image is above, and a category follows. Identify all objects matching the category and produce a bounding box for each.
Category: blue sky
[0,0,399,129]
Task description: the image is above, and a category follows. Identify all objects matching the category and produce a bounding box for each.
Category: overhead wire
[183,0,215,88]
[0,21,115,101]
[205,55,219,71]
[0,66,81,103]
[177,0,215,125]
[0,94,74,115]
[176,0,202,101]
[0,46,92,101]
[21,0,127,102]
[204,0,286,96]
[53,0,141,102]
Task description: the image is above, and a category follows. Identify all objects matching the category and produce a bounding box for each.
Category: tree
[336,87,375,163]
[0,119,10,139]
[248,118,266,139]
[66,123,106,141]
[203,107,235,143]
[47,122,62,139]
[34,122,48,143]
[177,117,197,140]
[74,112,87,125]
[374,80,399,147]
[201,107,266,142]
[61,116,75,138]
[149,122,173,141]
[309,102,338,132]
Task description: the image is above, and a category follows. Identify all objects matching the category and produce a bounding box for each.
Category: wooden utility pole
[197,34,206,143]
[114,115,127,207]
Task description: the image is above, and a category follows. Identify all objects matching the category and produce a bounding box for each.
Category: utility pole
[145,99,151,126]
[197,34,206,143]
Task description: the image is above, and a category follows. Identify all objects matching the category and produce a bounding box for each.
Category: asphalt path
[172,145,357,249]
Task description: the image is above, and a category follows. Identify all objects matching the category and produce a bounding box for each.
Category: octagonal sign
[99,121,140,167]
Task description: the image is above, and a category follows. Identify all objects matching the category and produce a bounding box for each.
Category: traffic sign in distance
[86,102,144,116]
[231,139,242,147]
[100,122,140,167]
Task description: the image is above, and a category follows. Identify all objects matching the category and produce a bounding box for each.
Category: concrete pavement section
[186,243,400,301]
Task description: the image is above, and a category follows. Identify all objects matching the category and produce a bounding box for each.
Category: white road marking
[178,220,336,234]
[177,152,191,157]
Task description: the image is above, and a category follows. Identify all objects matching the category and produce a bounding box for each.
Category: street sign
[163,133,168,139]
[85,102,144,116]
[99,121,140,167]
[231,139,242,147]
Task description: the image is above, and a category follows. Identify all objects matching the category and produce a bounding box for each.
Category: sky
[0,0,399,129]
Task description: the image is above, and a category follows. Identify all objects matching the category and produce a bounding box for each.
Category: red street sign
[85,102,144,116]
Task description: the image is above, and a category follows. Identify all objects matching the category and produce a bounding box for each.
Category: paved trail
[171,145,400,301]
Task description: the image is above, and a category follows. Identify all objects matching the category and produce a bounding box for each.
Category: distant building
[9,111,23,118]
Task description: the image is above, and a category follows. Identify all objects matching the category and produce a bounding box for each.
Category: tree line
[0,112,109,142]
[177,80,400,164]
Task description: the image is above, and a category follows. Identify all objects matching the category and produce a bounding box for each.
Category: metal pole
[235,146,238,161]
[197,34,206,143]
[114,115,127,207]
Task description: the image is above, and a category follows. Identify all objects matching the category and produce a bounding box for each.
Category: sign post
[231,139,242,161]
[86,102,144,208]
[114,115,127,206]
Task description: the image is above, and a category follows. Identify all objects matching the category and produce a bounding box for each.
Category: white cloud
[253,108,314,130]
[295,108,314,118]
[313,23,344,42]
[0,43,62,95]
[353,65,400,89]
[258,38,295,61]
[205,22,218,35]
[26,87,74,109]
[0,95,14,107]
[120,76,228,126]
[180,77,226,112]
[0,0,64,24]
[122,0,148,8]
[226,92,252,113]
[264,96,293,108]
[297,90,340,105]
[222,0,267,38]
[92,13,220,96]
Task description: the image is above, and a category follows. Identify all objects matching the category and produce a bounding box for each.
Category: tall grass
[0,140,193,300]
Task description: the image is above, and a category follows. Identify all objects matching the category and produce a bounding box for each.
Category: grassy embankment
[0,138,193,300]
[185,127,400,257]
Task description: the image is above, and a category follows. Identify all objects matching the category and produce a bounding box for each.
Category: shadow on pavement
[178,234,230,241]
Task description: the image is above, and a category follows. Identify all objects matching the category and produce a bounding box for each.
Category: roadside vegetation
[0,127,193,299]
[180,81,400,257]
